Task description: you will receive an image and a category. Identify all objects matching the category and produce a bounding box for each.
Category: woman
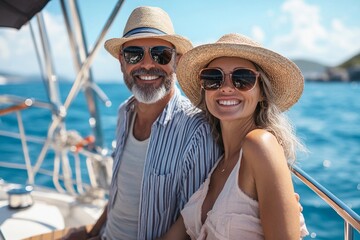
[160,33,308,239]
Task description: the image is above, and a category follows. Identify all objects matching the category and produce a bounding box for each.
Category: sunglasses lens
[200,69,223,90]
[150,46,174,65]
[122,46,144,64]
[232,69,257,91]
[200,68,258,91]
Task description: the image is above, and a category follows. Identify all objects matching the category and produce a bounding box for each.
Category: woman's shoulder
[242,129,285,169]
[243,129,279,148]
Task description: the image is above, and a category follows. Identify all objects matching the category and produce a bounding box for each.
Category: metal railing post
[344,222,354,240]
[291,165,360,237]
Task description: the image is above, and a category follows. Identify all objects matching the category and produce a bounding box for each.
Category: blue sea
[0,81,359,239]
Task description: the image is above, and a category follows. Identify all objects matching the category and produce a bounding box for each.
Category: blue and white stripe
[108,87,221,239]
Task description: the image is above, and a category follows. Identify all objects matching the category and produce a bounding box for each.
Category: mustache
[131,68,167,77]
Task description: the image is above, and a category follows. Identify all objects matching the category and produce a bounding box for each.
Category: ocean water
[0,81,359,239]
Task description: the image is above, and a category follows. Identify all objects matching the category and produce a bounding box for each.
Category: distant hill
[338,53,360,69]
[293,51,360,71]
[293,59,326,73]
[0,71,71,84]
[292,51,360,82]
[0,71,26,84]
[0,71,22,78]
[338,53,360,80]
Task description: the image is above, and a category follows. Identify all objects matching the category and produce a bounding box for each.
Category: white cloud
[0,34,10,58]
[92,48,122,82]
[326,19,360,61]
[37,11,122,82]
[0,28,37,75]
[251,26,265,43]
[0,10,117,81]
[269,0,360,66]
[0,11,74,78]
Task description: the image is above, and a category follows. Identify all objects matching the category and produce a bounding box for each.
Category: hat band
[123,27,167,38]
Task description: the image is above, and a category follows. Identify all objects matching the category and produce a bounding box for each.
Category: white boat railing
[291,165,360,240]
[0,96,113,198]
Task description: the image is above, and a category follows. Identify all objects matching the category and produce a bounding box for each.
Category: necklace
[218,158,230,173]
[218,152,240,173]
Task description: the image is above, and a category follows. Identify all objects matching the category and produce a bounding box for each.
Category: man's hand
[61,226,88,240]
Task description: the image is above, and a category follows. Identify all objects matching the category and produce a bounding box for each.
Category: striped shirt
[107,87,222,239]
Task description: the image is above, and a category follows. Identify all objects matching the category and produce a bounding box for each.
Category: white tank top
[181,149,309,239]
[105,114,149,240]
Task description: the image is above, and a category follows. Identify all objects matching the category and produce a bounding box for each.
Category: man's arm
[88,204,107,237]
[61,204,107,240]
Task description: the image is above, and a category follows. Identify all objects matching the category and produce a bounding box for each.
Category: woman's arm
[245,130,300,240]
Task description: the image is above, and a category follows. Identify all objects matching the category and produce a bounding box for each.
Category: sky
[0,0,359,82]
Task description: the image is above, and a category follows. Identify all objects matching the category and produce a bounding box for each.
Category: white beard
[131,84,168,104]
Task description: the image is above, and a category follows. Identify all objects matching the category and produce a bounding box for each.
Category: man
[64,6,221,240]
[103,6,222,239]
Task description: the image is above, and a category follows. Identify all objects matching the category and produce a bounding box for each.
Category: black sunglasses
[199,67,260,91]
[120,46,175,65]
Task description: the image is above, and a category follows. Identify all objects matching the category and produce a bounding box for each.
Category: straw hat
[104,6,193,59]
[177,33,304,111]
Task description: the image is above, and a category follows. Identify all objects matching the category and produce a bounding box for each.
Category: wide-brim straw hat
[177,33,304,111]
[104,6,193,59]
